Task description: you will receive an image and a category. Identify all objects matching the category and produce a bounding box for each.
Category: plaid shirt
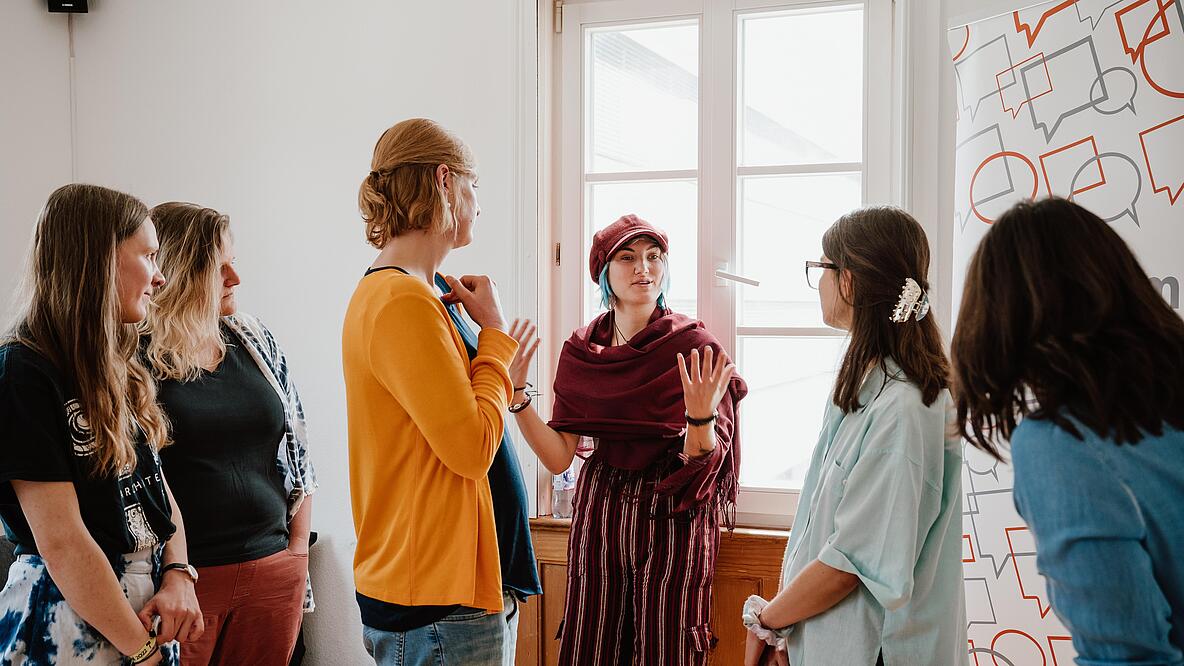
[224,312,319,612]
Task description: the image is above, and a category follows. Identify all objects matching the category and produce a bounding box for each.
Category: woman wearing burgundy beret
[505,213,747,665]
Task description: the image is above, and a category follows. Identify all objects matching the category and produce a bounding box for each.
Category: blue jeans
[363,592,519,666]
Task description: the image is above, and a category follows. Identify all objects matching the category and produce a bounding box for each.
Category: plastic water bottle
[551,467,577,519]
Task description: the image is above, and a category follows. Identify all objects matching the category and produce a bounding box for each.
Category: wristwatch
[161,562,199,582]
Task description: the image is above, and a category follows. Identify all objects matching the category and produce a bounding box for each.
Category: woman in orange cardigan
[342,118,535,665]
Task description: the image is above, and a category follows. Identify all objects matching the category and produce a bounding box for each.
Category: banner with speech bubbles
[949,1,1184,664]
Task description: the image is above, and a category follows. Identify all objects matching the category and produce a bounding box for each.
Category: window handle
[714,269,760,287]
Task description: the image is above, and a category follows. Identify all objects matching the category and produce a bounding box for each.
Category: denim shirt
[436,275,542,598]
[1012,418,1184,666]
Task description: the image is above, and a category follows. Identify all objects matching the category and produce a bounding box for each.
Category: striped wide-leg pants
[558,456,720,666]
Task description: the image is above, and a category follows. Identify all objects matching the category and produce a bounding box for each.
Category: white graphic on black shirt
[64,399,97,457]
[124,502,158,552]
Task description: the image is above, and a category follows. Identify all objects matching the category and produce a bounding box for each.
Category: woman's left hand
[139,575,204,643]
[677,346,735,421]
[744,628,766,666]
[507,319,540,390]
[764,644,789,666]
[287,535,310,556]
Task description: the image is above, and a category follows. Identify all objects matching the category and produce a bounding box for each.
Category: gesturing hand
[676,346,735,422]
[442,274,507,332]
[507,319,540,389]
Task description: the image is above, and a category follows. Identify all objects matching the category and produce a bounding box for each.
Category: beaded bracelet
[509,382,539,413]
[685,410,718,426]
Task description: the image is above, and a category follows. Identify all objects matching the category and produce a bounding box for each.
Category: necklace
[611,313,629,346]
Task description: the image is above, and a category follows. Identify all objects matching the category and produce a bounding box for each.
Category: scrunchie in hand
[742,595,791,647]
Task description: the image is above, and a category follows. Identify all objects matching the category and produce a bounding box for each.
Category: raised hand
[507,319,540,389]
[676,346,735,421]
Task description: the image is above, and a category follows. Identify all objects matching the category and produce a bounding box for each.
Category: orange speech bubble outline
[1135,0,1184,98]
[1115,0,1171,63]
[997,52,1054,119]
[1139,113,1184,204]
[970,151,1040,224]
[1014,0,1077,48]
[1039,135,1106,198]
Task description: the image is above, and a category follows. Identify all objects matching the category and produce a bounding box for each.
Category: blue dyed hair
[597,261,671,310]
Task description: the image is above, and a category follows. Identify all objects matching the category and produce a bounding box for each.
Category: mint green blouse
[779,361,968,665]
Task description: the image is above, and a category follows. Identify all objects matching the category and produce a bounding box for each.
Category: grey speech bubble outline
[955,124,1014,230]
[962,438,1001,478]
[1091,66,1138,115]
[970,648,1018,666]
[954,34,1019,122]
[963,577,1001,628]
[962,466,1025,580]
[1022,36,1106,142]
[1076,0,1127,30]
[1070,151,1143,227]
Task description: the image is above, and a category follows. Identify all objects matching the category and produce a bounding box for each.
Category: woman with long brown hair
[141,202,318,665]
[742,207,967,666]
[952,197,1184,664]
[0,184,202,665]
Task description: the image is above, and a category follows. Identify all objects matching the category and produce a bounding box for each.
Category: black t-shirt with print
[0,343,176,560]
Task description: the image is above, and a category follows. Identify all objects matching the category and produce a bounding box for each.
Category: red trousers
[181,548,307,666]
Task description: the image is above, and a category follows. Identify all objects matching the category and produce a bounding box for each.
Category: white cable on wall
[67,13,77,182]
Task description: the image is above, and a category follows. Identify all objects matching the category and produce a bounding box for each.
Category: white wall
[1,2,536,663]
[0,1,72,323]
[897,0,960,333]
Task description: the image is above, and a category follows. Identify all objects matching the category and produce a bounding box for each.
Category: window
[545,0,896,527]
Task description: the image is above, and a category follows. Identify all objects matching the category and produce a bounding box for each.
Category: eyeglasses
[805,261,839,289]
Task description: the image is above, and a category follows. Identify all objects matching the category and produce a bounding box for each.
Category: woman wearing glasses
[743,207,967,666]
[506,214,747,665]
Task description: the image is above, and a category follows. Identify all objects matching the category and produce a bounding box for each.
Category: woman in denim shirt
[954,197,1184,665]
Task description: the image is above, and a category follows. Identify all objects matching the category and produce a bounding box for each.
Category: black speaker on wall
[48,0,88,13]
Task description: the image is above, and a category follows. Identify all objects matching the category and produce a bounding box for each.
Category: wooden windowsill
[530,516,789,540]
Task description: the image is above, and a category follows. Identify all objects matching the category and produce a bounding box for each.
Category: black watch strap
[161,562,198,581]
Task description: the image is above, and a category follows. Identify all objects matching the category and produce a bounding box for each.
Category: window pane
[738,5,863,167]
[738,336,847,489]
[587,22,698,173]
[737,172,861,327]
[585,180,697,322]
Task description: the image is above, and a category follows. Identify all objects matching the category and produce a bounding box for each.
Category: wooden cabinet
[516,518,789,665]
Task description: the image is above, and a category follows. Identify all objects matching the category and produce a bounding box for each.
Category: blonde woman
[141,202,318,666]
[0,184,202,665]
[344,118,540,666]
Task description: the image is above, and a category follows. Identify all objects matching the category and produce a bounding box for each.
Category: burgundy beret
[588,214,670,283]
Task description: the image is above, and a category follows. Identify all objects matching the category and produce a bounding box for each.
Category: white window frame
[538,0,903,528]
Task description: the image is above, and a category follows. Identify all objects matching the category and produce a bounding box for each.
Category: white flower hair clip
[891,277,930,323]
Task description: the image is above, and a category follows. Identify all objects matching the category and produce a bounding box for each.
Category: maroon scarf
[549,307,747,523]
